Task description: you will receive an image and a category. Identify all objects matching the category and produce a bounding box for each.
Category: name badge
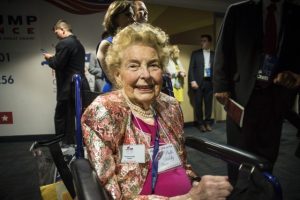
[149,144,181,173]
[121,144,145,163]
[257,54,278,82]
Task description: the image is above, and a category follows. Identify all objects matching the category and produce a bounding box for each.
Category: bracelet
[191,176,201,182]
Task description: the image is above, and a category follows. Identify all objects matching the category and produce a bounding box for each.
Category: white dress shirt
[203,49,211,77]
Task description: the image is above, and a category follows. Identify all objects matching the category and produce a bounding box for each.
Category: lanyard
[151,113,160,194]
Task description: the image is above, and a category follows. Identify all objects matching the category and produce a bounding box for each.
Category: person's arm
[88,53,103,78]
[188,52,199,89]
[165,59,177,78]
[96,40,113,82]
[213,5,236,105]
[45,41,70,70]
[82,98,124,199]
[176,59,186,77]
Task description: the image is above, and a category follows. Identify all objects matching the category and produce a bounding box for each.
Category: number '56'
[1,75,14,84]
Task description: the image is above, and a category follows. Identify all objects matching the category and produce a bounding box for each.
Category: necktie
[264,3,277,55]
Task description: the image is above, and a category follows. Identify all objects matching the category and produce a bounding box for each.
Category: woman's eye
[149,63,160,69]
[128,64,139,70]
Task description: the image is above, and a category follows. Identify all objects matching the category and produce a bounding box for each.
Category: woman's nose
[140,67,151,78]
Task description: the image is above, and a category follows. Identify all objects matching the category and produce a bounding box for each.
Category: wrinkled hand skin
[171,175,233,200]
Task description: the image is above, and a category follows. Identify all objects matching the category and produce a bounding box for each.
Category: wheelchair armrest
[185,136,272,171]
[29,135,65,151]
[71,158,109,200]
[70,138,278,200]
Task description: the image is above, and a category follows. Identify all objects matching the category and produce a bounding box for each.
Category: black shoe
[197,125,207,132]
[205,124,212,132]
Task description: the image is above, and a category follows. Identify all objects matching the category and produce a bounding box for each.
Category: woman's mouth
[135,85,154,91]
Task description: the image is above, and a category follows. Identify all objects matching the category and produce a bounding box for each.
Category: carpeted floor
[184,122,300,200]
[0,142,42,200]
[0,122,299,200]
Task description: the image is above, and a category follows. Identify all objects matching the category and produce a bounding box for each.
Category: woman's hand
[188,175,233,200]
[178,71,186,78]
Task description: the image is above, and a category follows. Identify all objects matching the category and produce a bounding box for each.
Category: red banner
[45,0,111,15]
[0,112,13,124]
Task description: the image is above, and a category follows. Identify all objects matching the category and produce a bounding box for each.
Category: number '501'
[0,53,10,62]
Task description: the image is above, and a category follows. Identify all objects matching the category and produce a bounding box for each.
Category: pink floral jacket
[81,90,195,200]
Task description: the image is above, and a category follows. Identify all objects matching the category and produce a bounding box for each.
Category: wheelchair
[32,74,283,200]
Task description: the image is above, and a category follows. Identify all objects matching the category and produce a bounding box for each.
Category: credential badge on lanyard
[121,144,145,163]
[257,54,278,82]
[149,143,181,173]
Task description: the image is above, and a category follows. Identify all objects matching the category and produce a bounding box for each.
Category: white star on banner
[1,115,8,122]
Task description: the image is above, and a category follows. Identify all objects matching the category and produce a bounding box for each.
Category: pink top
[133,115,192,197]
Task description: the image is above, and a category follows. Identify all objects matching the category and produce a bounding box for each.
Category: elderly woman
[82,23,232,200]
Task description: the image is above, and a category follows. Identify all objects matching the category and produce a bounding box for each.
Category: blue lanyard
[151,114,160,194]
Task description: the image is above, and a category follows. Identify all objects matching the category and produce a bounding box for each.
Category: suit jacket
[81,90,195,200]
[213,0,300,106]
[188,49,214,86]
[48,35,89,100]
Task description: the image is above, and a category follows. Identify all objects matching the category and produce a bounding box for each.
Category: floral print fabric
[81,90,196,200]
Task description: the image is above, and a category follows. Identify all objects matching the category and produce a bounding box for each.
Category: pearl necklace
[123,93,154,119]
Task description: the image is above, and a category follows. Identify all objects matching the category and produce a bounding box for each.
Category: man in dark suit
[213,0,300,183]
[44,19,90,144]
[189,34,214,132]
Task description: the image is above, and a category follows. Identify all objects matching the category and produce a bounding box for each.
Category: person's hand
[191,81,199,89]
[43,53,54,60]
[178,71,186,78]
[187,175,233,200]
[192,175,233,200]
[273,71,300,89]
[215,92,230,106]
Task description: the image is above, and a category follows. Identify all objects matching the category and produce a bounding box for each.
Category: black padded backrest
[81,90,101,111]
[71,159,109,200]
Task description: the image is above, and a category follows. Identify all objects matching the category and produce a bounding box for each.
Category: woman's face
[174,48,180,57]
[115,7,134,29]
[115,44,163,108]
